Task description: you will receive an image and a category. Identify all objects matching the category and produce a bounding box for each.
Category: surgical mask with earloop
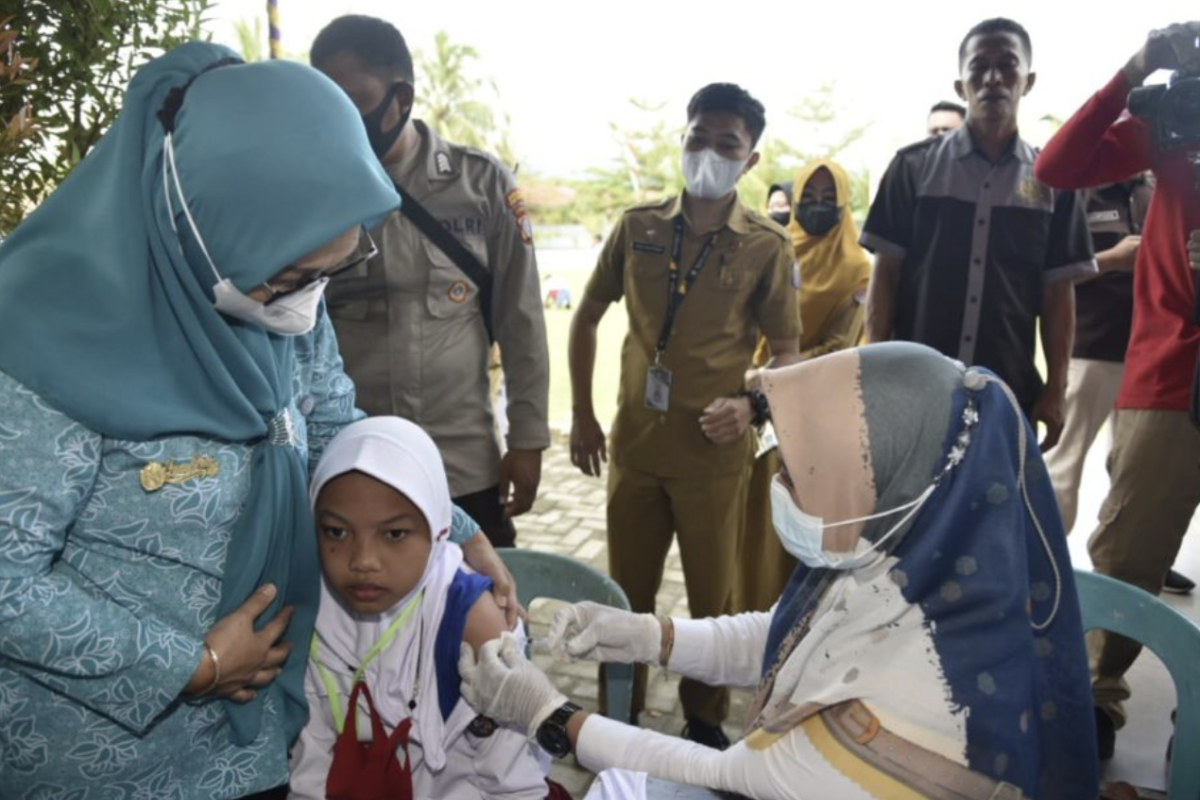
[681,148,746,200]
[771,477,938,571]
[162,132,326,336]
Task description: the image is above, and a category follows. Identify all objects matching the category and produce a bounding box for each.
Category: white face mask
[163,132,325,337]
[212,277,327,337]
[681,148,746,200]
[770,475,936,571]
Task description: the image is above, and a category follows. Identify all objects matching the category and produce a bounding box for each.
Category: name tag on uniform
[633,241,666,255]
[645,365,672,412]
[1088,210,1121,224]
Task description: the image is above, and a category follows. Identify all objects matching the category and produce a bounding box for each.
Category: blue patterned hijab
[0,43,399,744]
[756,343,1098,799]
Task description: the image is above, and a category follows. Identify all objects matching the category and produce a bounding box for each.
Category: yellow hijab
[788,159,871,352]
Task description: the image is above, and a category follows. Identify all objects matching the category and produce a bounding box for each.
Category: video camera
[1128,67,1200,151]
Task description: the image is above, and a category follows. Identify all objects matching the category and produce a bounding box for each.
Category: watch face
[537,724,571,758]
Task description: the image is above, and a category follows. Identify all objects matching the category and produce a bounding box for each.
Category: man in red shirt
[1035,21,1200,761]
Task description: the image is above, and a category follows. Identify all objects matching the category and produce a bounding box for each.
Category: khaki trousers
[1087,409,1200,727]
[604,461,749,725]
[734,448,798,613]
[1044,358,1125,533]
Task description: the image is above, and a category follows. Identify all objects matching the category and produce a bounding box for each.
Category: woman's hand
[458,632,567,737]
[548,601,662,664]
[461,532,523,629]
[184,584,294,702]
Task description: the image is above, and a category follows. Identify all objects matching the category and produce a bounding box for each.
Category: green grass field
[538,251,628,433]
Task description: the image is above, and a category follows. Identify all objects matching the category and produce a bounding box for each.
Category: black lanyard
[655,216,717,359]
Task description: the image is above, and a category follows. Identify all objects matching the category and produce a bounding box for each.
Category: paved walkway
[514,433,755,797]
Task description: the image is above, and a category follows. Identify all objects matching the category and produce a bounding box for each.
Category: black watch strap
[536,701,583,758]
[738,389,771,427]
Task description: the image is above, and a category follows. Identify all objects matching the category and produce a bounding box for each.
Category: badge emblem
[1018,177,1048,205]
[140,455,220,493]
[505,188,534,244]
[447,280,470,303]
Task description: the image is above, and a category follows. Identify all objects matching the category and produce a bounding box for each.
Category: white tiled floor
[1064,420,1200,792]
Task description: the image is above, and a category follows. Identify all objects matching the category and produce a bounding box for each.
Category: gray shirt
[326,121,550,496]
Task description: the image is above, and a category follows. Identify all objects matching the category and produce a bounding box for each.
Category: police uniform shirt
[585,195,800,478]
[860,125,1096,410]
[326,121,550,497]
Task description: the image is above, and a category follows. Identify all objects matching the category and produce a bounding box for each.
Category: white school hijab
[309,416,459,770]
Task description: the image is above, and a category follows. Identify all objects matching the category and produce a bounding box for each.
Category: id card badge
[645,365,672,412]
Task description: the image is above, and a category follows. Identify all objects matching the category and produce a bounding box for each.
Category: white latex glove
[548,601,662,664]
[458,632,567,738]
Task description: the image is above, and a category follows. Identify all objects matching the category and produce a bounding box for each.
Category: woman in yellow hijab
[738,158,873,612]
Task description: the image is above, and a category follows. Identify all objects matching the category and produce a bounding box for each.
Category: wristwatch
[535,702,583,758]
[737,389,772,427]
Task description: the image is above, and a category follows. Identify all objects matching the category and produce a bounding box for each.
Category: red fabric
[326,681,414,800]
[1035,71,1200,411]
[544,779,574,800]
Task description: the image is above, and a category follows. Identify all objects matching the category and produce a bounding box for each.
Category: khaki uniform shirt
[326,121,550,496]
[586,194,800,478]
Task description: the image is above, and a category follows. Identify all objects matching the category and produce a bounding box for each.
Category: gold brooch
[140,455,220,493]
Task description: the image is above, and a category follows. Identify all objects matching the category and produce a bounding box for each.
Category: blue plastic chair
[500,549,634,724]
[1075,569,1200,800]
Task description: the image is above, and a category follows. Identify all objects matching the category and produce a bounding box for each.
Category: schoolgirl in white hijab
[289,417,557,800]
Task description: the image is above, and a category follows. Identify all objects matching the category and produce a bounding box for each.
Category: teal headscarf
[0,43,400,745]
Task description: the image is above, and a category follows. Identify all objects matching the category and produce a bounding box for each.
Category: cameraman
[1035,22,1200,762]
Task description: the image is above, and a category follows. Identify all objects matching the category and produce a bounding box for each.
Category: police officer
[570,83,801,749]
[311,16,549,547]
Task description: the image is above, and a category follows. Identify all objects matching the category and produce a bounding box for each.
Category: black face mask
[795,202,841,237]
[769,210,792,228]
[361,83,410,159]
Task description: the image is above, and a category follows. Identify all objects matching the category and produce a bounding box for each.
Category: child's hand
[461,532,525,629]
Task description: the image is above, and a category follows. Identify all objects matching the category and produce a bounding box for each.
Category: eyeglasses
[262,228,378,306]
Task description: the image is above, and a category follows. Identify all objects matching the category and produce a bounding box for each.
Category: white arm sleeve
[575,715,873,800]
[667,612,772,687]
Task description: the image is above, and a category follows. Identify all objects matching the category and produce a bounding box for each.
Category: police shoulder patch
[505,188,534,245]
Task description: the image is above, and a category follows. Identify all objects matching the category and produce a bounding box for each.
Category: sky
[208,1,1196,180]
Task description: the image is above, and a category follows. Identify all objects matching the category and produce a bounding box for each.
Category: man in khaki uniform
[570,83,801,748]
[312,16,549,546]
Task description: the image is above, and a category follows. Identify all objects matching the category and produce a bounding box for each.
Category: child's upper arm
[463,589,510,654]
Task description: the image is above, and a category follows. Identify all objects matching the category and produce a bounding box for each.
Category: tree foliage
[414,30,515,168]
[0,0,210,234]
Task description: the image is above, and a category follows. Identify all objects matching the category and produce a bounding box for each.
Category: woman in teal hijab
[0,42,504,799]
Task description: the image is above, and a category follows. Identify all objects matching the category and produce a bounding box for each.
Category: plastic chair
[1075,569,1200,800]
[500,549,634,724]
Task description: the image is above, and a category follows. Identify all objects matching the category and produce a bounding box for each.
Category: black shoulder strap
[395,182,494,343]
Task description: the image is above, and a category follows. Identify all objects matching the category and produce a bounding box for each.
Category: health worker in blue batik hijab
[457,342,1098,800]
[0,42,510,800]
